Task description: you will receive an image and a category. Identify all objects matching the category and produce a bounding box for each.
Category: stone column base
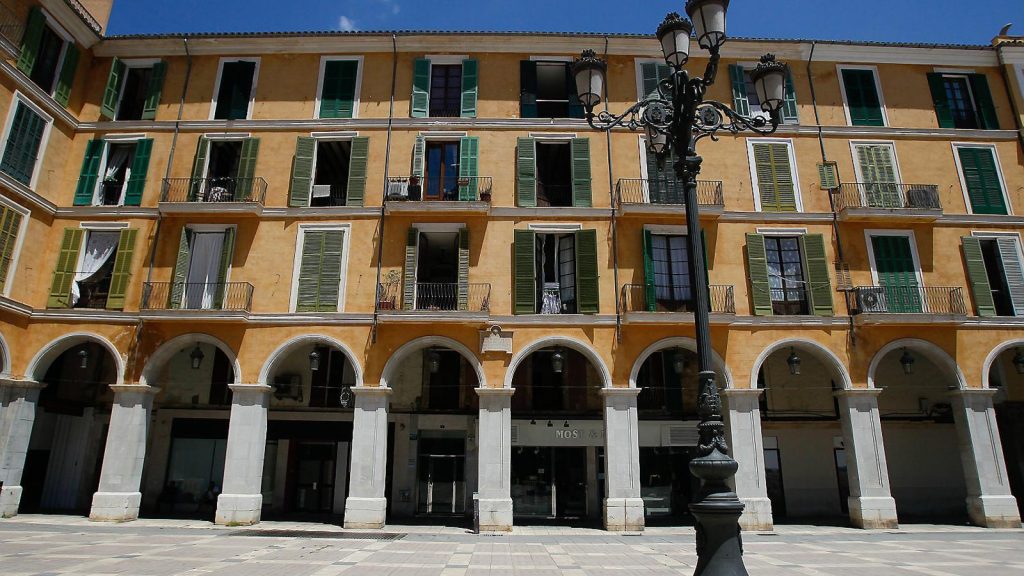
[968,495,1022,528]
[738,497,773,531]
[343,497,387,529]
[849,496,898,529]
[215,494,263,526]
[0,485,23,518]
[89,492,141,522]
[603,497,644,532]
[477,497,513,532]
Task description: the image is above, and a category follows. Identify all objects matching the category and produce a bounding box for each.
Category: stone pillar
[474,387,514,532]
[723,388,773,531]
[0,379,43,518]
[952,389,1021,528]
[90,384,158,522]
[836,389,898,529]
[601,387,643,532]
[215,384,271,526]
[344,386,391,529]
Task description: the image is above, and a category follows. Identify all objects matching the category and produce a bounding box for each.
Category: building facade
[1,0,1024,532]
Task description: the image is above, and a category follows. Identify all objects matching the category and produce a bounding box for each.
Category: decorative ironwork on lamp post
[573,2,788,574]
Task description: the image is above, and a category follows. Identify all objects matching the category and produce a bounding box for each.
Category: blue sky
[108,1,1024,45]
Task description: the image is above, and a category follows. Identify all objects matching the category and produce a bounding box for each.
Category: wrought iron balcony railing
[377,282,490,313]
[851,285,965,316]
[617,179,724,208]
[142,282,254,312]
[162,177,268,205]
[0,2,24,48]
[832,183,942,212]
[385,176,492,203]
[620,284,735,315]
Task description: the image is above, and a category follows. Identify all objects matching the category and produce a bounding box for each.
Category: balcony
[141,282,254,319]
[0,2,23,56]
[159,177,268,216]
[620,284,735,323]
[384,176,492,214]
[832,183,942,222]
[377,281,491,321]
[616,179,724,217]
[850,285,966,324]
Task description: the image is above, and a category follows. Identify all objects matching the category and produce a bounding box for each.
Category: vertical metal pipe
[601,36,622,342]
[371,34,399,343]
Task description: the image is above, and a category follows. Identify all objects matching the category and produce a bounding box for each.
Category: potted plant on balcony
[377,270,401,310]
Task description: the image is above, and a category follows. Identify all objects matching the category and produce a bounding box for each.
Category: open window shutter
[213,228,236,308]
[17,7,45,76]
[53,44,79,106]
[996,237,1024,316]
[571,138,592,207]
[402,227,418,310]
[411,135,425,178]
[236,137,260,201]
[513,229,536,315]
[47,228,83,308]
[566,64,584,119]
[800,234,833,316]
[458,136,479,201]
[746,233,772,316]
[961,236,995,317]
[411,58,430,118]
[105,228,137,310]
[0,208,22,294]
[123,138,153,206]
[927,73,954,128]
[575,229,599,314]
[142,61,167,120]
[969,74,999,130]
[169,228,191,309]
[729,65,750,117]
[843,69,884,127]
[73,139,104,206]
[782,69,798,123]
[289,136,315,207]
[959,147,1006,215]
[189,137,209,201]
[520,60,538,118]
[320,60,358,119]
[461,59,478,118]
[296,231,324,312]
[101,59,126,119]
[642,230,656,312]
[346,136,369,207]
[516,137,536,207]
[458,228,470,311]
[318,230,344,312]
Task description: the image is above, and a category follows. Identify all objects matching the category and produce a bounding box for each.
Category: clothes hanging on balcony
[70,231,118,305]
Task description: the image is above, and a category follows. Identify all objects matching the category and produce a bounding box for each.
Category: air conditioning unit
[386,180,409,200]
[857,287,889,314]
[311,184,332,199]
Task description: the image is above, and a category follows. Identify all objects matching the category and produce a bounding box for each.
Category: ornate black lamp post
[573,2,788,574]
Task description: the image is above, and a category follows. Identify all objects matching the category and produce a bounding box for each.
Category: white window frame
[0,196,29,298]
[527,223,582,233]
[184,224,236,285]
[35,10,72,96]
[836,64,889,128]
[289,223,352,313]
[199,133,250,180]
[314,56,363,120]
[951,142,1012,215]
[756,227,808,236]
[91,134,147,206]
[407,223,465,307]
[209,57,261,121]
[849,140,903,185]
[864,229,924,288]
[307,132,359,205]
[111,59,162,121]
[745,137,803,212]
[0,92,54,190]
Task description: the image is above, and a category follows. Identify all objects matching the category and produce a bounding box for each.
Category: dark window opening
[637,348,697,419]
[535,61,572,118]
[429,64,462,117]
[213,61,256,120]
[39,342,115,414]
[73,231,120,309]
[536,142,572,207]
[30,24,64,93]
[651,234,693,311]
[980,239,1015,317]
[424,350,473,411]
[537,233,576,314]
[308,346,349,408]
[99,142,136,206]
[207,141,241,181]
[116,66,153,121]
[415,232,459,310]
[943,76,979,130]
[311,140,351,207]
[425,141,460,201]
[764,448,786,519]
[511,348,599,415]
[765,236,809,315]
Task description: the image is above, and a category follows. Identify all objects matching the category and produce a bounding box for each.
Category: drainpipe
[601,36,622,343]
[371,33,399,343]
[995,42,1024,153]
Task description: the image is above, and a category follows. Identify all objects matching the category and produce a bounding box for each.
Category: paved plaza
[1,515,1023,576]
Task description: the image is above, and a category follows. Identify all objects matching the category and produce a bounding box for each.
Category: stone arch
[504,336,612,389]
[983,339,1024,390]
[0,330,10,375]
[867,338,967,391]
[628,336,733,389]
[750,338,853,392]
[27,332,125,385]
[140,333,242,387]
[380,336,485,389]
[259,334,364,387]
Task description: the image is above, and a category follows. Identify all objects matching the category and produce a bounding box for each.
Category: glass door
[511,447,554,517]
[425,141,460,200]
[554,447,588,518]
[294,442,335,513]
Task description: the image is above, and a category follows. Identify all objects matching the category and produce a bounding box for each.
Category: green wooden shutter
[520,60,538,118]
[746,233,772,316]
[0,102,47,187]
[189,137,209,201]
[47,228,83,308]
[575,229,599,314]
[958,147,1006,215]
[346,136,369,207]
[801,234,833,316]
[856,144,900,208]
[320,60,358,119]
[289,136,315,207]
[17,7,45,76]
[142,61,167,121]
[729,65,751,117]
[962,236,995,317]
[458,228,470,311]
[73,139,104,206]
[842,68,884,126]
[461,59,478,118]
[411,58,430,118]
[571,138,592,207]
[296,231,324,312]
[53,44,79,106]
[105,228,137,310]
[513,229,536,315]
[871,235,921,313]
[236,137,260,201]
[0,207,23,294]
[123,139,153,206]
[403,227,418,310]
[753,142,796,212]
[996,237,1024,316]
[642,229,655,312]
[969,74,999,130]
[101,59,126,119]
[782,69,798,123]
[458,136,479,201]
[516,137,536,207]
[642,62,671,100]
[927,73,954,128]
[411,135,425,178]
[169,228,192,309]
[213,228,236,308]
[318,230,344,312]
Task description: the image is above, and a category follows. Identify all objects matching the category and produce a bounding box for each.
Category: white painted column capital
[90,383,158,522]
[344,385,392,529]
[723,387,772,531]
[474,386,514,532]
[0,379,44,517]
[835,387,898,529]
[216,383,272,526]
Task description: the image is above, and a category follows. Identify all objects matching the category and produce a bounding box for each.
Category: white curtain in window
[557,235,576,308]
[71,232,119,305]
[652,236,670,300]
[98,146,133,204]
[185,232,225,310]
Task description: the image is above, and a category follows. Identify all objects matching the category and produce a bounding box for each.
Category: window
[868,233,922,313]
[317,58,360,119]
[0,96,52,187]
[764,236,808,316]
[516,137,591,207]
[403,135,481,202]
[0,201,26,295]
[101,59,167,121]
[955,145,1008,215]
[170,227,237,310]
[400,227,470,312]
[838,67,885,127]
[851,142,901,208]
[747,233,832,317]
[17,8,79,105]
[293,227,347,312]
[425,141,460,200]
[73,138,154,206]
[513,228,599,315]
[747,139,800,212]
[520,60,584,119]
[643,145,684,204]
[927,72,998,130]
[411,58,477,118]
[729,64,798,124]
[190,136,260,201]
[47,227,137,310]
[962,235,1024,317]
[289,136,368,207]
[212,59,258,120]
[643,232,692,312]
